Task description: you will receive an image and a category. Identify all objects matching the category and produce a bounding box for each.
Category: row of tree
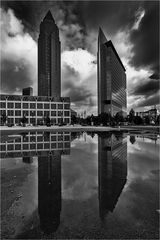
[71,109,160,126]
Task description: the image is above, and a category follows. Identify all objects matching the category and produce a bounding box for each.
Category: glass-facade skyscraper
[38,11,61,97]
[97,28,127,116]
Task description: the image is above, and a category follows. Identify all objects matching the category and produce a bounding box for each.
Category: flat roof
[105,40,126,72]
[0,94,70,102]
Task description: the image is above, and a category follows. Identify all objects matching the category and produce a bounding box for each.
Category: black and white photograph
[0,0,159,239]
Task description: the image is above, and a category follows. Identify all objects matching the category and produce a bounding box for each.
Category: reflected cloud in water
[0,131,159,238]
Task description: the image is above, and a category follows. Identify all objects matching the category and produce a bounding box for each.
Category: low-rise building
[22,87,33,96]
[0,94,71,126]
[136,108,157,122]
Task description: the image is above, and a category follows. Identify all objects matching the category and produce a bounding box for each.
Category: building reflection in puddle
[0,131,71,234]
[1,131,128,234]
[98,132,127,220]
[38,151,62,233]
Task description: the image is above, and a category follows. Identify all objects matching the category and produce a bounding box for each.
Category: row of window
[0,110,70,117]
[0,102,70,109]
[0,142,70,151]
[13,135,70,142]
[7,118,70,124]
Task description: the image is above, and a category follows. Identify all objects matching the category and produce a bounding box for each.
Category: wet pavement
[0,131,159,239]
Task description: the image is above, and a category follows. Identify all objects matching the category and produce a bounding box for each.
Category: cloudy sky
[1,0,159,114]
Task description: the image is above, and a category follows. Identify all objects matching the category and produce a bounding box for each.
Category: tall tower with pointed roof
[97,28,127,116]
[38,10,61,97]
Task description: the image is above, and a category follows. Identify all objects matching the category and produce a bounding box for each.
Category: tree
[156,115,160,125]
[129,108,135,123]
[114,112,124,125]
[98,112,112,126]
[1,111,7,125]
[134,116,143,125]
[45,115,51,126]
[21,115,28,126]
[71,115,77,125]
[130,135,136,144]
[144,115,150,125]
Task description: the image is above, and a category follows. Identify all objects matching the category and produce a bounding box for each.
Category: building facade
[98,28,127,117]
[38,10,61,97]
[22,87,33,96]
[0,95,70,126]
[136,108,157,121]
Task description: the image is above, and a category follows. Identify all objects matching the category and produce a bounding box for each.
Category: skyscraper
[38,10,61,97]
[97,28,127,116]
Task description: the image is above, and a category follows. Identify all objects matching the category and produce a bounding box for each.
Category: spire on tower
[98,27,107,44]
[43,10,55,22]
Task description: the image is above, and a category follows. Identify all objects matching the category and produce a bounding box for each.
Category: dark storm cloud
[1,1,141,48]
[149,73,160,80]
[138,93,159,108]
[1,0,86,48]
[77,1,141,34]
[68,86,92,103]
[1,59,33,94]
[131,79,159,97]
[1,0,59,40]
[129,1,159,74]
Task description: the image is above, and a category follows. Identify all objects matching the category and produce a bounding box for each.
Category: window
[58,143,63,148]
[51,104,56,109]
[7,102,14,108]
[51,111,56,116]
[0,145,6,151]
[51,135,56,141]
[30,103,36,108]
[23,111,28,116]
[37,143,43,149]
[37,103,43,109]
[37,111,43,116]
[44,103,49,109]
[8,110,14,116]
[65,142,70,148]
[64,118,70,124]
[64,111,69,116]
[15,110,21,116]
[23,103,28,108]
[37,136,43,142]
[9,118,14,124]
[51,143,56,148]
[30,144,36,149]
[8,145,14,151]
[15,103,21,108]
[0,102,6,108]
[15,118,20,124]
[58,135,63,141]
[58,104,63,109]
[64,135,70,141]
[15,138,21,142]
[15,144,21,150]
[44,143,50,149]
[30,111,36,116]
[44,111,49,116]
[23,136,29,142]
[64,104,70,109]
[23,144,28,150]
[58,111,63,116]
